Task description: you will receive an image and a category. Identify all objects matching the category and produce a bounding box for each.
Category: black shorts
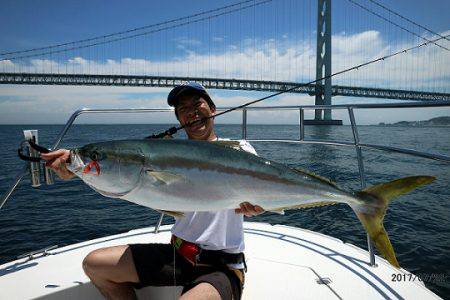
[129,243,244,300]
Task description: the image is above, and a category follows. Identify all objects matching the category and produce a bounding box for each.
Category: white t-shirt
[171,139,258,253]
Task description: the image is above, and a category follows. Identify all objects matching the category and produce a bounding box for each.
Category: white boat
[1,102,448,299]
[0,222,441,299]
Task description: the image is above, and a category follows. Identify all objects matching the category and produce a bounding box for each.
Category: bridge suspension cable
[211,34,450,116]
[1,0,447,96]
[346,0,449,52]
[155,33,450,138]
[367,0,450,42]
[0,0,272,61]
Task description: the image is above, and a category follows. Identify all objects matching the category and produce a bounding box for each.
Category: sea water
[0,124,449,297]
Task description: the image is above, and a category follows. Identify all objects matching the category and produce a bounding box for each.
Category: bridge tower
[313,0,342,125]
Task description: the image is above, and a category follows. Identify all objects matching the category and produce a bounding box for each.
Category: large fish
[67,139,435,268]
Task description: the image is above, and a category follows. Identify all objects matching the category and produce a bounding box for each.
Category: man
[41,82,263,299]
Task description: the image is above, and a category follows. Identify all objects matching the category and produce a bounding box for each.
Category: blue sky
[1,0,449,50]
[0,0,449,124]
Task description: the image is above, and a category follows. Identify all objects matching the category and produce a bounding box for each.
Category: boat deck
[0,222,440,299]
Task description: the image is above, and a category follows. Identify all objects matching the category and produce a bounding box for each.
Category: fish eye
[90,151,100,161]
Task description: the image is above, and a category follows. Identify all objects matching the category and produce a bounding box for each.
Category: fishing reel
[18,130,54,187]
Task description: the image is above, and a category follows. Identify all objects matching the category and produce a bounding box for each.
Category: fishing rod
[12,31,450,148]
[147,33,450,139]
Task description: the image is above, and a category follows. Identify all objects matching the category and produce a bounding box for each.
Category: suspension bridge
[1,0,449,123]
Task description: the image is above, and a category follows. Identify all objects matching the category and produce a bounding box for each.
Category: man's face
[175,96,216,140]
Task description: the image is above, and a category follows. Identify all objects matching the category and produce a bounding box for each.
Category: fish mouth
[67,149,86,174]
[68,149,141,198]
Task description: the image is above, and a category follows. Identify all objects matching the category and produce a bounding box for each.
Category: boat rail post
[154,212,165,233]
[242,108,247,139]
[1,130,42,208]
[299,108,305,141]
[0,165,29,209]
[50,108,86,150]
[0,108,100,210]
[348,107,376,267]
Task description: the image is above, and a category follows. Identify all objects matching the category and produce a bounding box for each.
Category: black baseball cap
[167,82,215,109]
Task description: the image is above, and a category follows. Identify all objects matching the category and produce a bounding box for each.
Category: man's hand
[40,149,75,180]
[235,202,264,217]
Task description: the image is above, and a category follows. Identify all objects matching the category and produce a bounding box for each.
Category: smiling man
[171,83,217,141]
[42,82,263,300]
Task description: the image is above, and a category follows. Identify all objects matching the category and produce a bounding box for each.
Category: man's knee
[181,282,221,300]
[82,245,138,283]
[82,248,108,279]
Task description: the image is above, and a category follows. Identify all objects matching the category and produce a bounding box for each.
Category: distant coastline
[378,116,450,127]
[1,119,450,126]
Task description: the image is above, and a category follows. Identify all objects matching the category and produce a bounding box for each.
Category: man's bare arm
[41,149,75,180]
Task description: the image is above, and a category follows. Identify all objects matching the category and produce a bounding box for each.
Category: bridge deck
[1,73,449,102]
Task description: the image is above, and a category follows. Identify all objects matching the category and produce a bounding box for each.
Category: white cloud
[0,30,449,124]
[173,37,202,46]
[3,30,448,89]
[1,84,448,125]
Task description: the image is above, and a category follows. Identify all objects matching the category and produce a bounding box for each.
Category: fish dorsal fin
[210,140,242,151]
[146,170,185,185]
[294,167,339,189]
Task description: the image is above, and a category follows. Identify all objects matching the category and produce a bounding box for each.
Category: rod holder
[44,165,54,185]
[23,130,54,187]
[23,130,41,188]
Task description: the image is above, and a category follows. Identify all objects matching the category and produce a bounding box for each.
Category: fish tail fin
[354,176,435,268]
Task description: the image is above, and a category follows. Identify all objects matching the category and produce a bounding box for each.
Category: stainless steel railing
[240,101,449,266]
[1,101,450,267]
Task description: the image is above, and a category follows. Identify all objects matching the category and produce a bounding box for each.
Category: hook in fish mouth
[83,160,101,175]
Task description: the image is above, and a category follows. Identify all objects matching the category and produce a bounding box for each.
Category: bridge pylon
[312,0,342,125]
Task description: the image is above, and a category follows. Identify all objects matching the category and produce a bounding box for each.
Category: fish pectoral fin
[145,170,185,185]
[157,209,185,218]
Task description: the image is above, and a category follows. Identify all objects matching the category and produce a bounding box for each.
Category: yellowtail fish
[67,139,435,268]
